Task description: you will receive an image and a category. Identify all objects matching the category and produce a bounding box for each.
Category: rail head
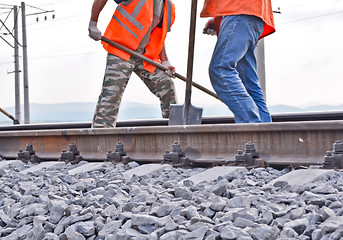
[0,120,343,137]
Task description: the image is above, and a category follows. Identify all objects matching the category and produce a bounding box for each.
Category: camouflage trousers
[92,53,177,128]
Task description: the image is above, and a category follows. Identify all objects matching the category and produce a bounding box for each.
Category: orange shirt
[102,0,175,73]
[200,0,275,39]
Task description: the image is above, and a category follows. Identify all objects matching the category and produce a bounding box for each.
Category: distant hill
[0,102,342,125]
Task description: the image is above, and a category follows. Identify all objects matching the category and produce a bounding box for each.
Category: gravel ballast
[0,160,343,240]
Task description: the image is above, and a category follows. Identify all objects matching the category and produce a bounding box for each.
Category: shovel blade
[168,104,203,125]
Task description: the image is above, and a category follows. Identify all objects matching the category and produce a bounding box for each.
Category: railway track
[1,113,343,239]
[1,112,343,169]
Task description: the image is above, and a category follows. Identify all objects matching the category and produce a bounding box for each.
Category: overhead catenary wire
[0,18,21,46]
[279,10,343,25]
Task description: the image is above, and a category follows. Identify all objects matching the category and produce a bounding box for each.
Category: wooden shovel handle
[101,36,220,101]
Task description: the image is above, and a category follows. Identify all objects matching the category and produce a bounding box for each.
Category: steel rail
[1,120,343,168]
[1,111,343,131]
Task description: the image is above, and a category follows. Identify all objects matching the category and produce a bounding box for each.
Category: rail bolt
[235,150,245,164]
[172,141,183,154]
[115,142,126,155]
[107,142,127,163]
[164,141,187,166]
[333,141,343,154]
[17,143,40,164]
[59,143,83,164]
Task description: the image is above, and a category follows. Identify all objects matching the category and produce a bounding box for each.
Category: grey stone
[246,225,280,240]
[18,203,48,218]
[101,205,118,218]
[42,233,59,240]
[203,207,216,218]
[137,224,156,234]
[127,161,140,169]
[259,209,273,225]
[174,187,191,200]
[0,209,12,225]
[312,229,322,240]
[232,209,258,222]
[76,221,95,237]
[311,185,337,194]
[233,217,254,228]
[180,206,200,220]
[64,224,86,240]
[204,229,221,240]
[280,227,299,238]
[155,203,178,217]
[160,216,178,232]
[303,213,322,225]
[319,216,343,235]
[290,207,305,220]
[131,214,157,226]
[26,224,45,240]
[15,224,32,238]
[49,204,65,224]
[98,220,121,237]
[329,201,343,209]
[210,180,228,196]
[227,196,251,208]
[321,206,336,221]
[160,230,183,240]
[301,191,326,207]
[284,218,309,235]
[220,227,236,240]
[33,215,47,227]
[187,222,210,232]
[209,197,227,212]
[329,224,343,239]
[183,226,208,239]
[1,231,19,240]
[302,225,317,238]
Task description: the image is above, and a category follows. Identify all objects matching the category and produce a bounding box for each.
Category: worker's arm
[160,45,175,75]
[88,0,108,41]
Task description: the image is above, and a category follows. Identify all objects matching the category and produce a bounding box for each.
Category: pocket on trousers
[247,15,264,35]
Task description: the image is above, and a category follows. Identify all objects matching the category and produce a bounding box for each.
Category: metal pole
[183,0,198,125]
[14,5,21,122]
[256,38,266,101]
[21,2,30,123]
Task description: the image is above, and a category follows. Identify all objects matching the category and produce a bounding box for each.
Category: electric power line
[279,10,343,25]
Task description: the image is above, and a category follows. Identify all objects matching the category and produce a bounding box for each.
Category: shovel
[101,36,220,101]
[0,107,20,125]
[168,0,202,125]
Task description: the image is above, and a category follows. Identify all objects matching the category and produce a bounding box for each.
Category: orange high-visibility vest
[200,0,275,39]
[102,0,175,73]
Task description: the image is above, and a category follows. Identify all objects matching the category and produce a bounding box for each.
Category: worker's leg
[134,59,177,118]
[237,44,272,122]
[92,53,134,128]
[209,15,264,123]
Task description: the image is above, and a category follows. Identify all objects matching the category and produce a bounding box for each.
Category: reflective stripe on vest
[113,0,146,39]
[113,0,172,39]
[167,0,171,31]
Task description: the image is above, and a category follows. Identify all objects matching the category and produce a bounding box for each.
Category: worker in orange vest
[201,0,275,123]
[88,0,177,128]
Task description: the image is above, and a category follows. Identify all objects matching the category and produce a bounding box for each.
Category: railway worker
[88,0,177,128]
[201,0,276,123]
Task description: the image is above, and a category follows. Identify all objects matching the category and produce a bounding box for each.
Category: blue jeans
[209,15,272,123]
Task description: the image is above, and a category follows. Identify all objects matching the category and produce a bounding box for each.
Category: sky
[1,0,343,114]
